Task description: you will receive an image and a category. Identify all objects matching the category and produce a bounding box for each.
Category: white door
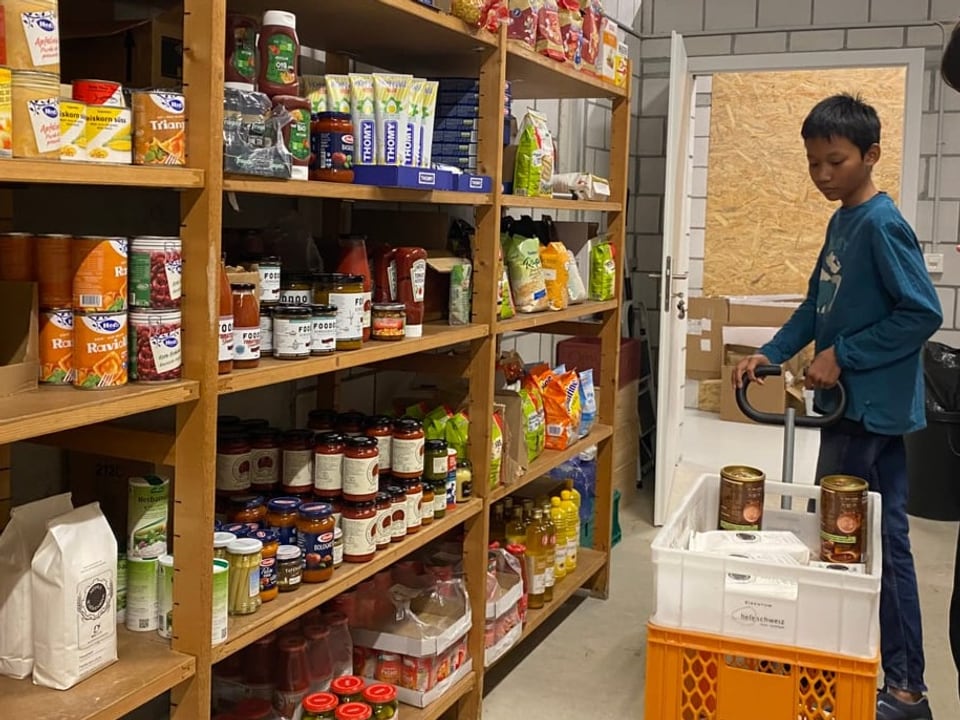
[654,33,695,526]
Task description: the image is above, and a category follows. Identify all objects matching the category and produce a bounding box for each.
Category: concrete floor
[482,410,960,718]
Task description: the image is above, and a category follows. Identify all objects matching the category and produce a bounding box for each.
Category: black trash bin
[906,341,960,521]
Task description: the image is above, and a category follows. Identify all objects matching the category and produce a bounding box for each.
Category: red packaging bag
[558,0,583,67]
[537,0,566,61]
[507,0,541,47]
[580,0,602,75]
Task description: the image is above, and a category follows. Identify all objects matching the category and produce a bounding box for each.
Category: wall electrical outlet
[925,253,945,274]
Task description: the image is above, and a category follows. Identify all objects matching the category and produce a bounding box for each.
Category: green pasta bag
[589,238,617,301]
[424,405,453,440]
[519,387,546,462]
[445,411,470,459]
[490,410,504,489]
[514,110,552,197]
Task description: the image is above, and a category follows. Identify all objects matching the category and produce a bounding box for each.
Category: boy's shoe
[876,689,933,720]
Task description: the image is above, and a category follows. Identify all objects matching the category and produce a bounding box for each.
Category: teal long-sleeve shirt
[759,193,942,435]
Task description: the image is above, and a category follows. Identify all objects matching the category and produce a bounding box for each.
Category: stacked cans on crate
[431,78,512,172]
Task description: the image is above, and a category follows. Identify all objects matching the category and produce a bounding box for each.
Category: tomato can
[72,236,128,312]
[820,475,869,564]
[72,78,124,107]
[73,311,128,389]
[36,233,72,307]
[38,307,73,384]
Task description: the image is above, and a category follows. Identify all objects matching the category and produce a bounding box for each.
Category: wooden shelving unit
[0,2,630,718]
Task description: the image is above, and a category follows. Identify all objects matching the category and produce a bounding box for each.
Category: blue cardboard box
[435,116,479,131]
[434,129,478,144]
[437,103,480,119]
[456,174,492,193]
[353,165,454,191]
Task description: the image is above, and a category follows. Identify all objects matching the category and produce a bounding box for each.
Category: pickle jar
[335,703,372,720]
[301,692,338,720]
[424,439,448,483]
[214,531,237,561]
[227,538,263,615]
[330,676,366,705]
[363,684,399,720]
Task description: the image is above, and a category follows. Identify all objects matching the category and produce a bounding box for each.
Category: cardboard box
[727,297,801,328]
[720,363,786,423]
[686,296,728,380]
[555,336,641,389]
[0,282,39,397]
[698,379,722,413]
[495,390,537,482]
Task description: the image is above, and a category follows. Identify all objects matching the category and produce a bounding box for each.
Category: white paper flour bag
[32,502,118,690]
[0,493,74,679]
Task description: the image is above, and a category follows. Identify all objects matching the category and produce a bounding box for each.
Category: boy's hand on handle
[732,354,771,389]
[804,346,841,389]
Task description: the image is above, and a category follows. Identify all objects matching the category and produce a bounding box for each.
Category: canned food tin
[0,232,34,281]
[72,78,124,106]
[72,236,128,312]
[129,236,182,309]
[36,233,72,307]
[718,465,765,532]
[39,308,73,384]
[0,66,11,159]
[129,310,182,382]
[11,70,58,159]
[85,104,132,163]
[4,1,60,72]
[132,90,186,166]
[73,311,128,388]
[59,99,85,161]
[820,475,869,564]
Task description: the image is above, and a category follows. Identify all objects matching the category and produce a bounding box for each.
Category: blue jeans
[816,426,927,694]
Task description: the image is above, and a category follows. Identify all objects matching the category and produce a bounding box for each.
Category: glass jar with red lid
[341,499,377,563]
[329,676,365,705]
[297,502,335,583]
[388,486,407,543]
[336,411,365,437]
[241,632,276,701]
[274,635,311,718]
[374,492,391,550]
[249,428,281,493]
[342,436,379,502]
[266,496,303,546]
[232,698,274,720]
[301,692,338,720]
[391,417,424,480]
[364,415,393,473]
[308,408,337,432]
[217,431,252,495]
[313,432,345,498]
[335,703,371,720]
[282,429,315,496]
[363,684,399,720]
[302,624,334,692]
[227,495,267,526]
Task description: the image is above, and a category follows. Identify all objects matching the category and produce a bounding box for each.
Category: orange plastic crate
[645,622,879,720]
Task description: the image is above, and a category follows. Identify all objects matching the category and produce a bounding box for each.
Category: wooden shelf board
[212,499,483,662]
[0,628,195,720]
[501,195,622,212]
[497,300,618,334]
[224,177,493,206]
[506,42,628,100]
[0,159,204,189]
[228,0,495,75]
[0,381,200,446]
[218,324,488,395]
[487,548,608,669]
[489,425,613,504]
[402,671,476,720]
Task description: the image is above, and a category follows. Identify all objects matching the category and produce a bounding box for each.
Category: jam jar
[282,429,315,496]
[364,416,393,474]
[249,427,282,493]
[404,477,423,534]
[336,411,365,437]
[276,544,303,592]
[342,437,379,502]
[388,486,407,543]
[374,492,392,551]
[330,676,365,705]
[266,496,303,546]
[341,500,377,563]
[308,408,337,431]
[392,418,424,480]
[227,495,267,526]
[297,502,335,583]
[313,432,345,498]
[217,431,252,495]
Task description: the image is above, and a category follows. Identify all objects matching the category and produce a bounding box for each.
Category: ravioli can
[73,311,128,388]
[125,556,159,633]
[72,236,128,312]
[718,465,765,531]
[0,232,33,281]
[38,308,73,384]
[820,475,868,564]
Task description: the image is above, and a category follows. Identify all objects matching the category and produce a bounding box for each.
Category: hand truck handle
[736,365,847,428]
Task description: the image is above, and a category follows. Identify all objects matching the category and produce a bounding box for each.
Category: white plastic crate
[651,474,882,658]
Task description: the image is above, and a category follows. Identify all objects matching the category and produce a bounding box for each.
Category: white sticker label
[250,448,280,487]
[362,291,372,331]
[342,515,377,556]
[274,316,311,355]
[216,452,250,492]
[311,315,337,353]
[150,328,182,373]
[328,292,364,342]
[21,12,60,67]
[342,455,379,497]
[393,436,424,476]
[411,259,427,302]
[259,267,281,302]
[28,96,60,153]
[259,315,273,354]
[374,435,392,471]
[165,259,182,300]
[218,316,234,361]
[233,326,261,361]
[700,339,711,352]
[432,457,448,476]
[688,319,702,336]
[702,318,712,332]
[313,452,343,492]
[282,449,312,488]
[405,490,422,529]
[279,289,311,305]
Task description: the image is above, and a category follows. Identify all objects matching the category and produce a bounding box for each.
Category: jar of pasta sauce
[336,412,365,437]
[227,495,267,527]
[364,416,393,474]
[328,495,343,530]
[392,418,424,480]
[282,429,315,497]
[374,492,392,551]
[388,486,407,543]
[217,431,252,495]
[297,502,335,583]
[308,408,337,432]
[252,529,280,602]
[249,428,281,494]
[404,477,423,534]
[266,497,303,546]
[313,432,344,498]
[341,500,377,563]
[342,437,379,502]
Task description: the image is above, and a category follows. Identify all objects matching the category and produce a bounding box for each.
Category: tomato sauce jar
[266,496,303,546]
[336,411,365,437]
[388,486,407,543]
[227,494,267,526]
[342,500,377,563]
[313,432,345,498]
[392,418,425,480]
[217,431,252,495]
[342,437,379,502]
[297,502,335,582]
[364,416,393,473]
[311,112,354,183]
[282,429,315,497]
[404,477,423,534]
[249,427,281,493]
[308,408,337,431]
[374,492,392,551]
[251,528,279,602]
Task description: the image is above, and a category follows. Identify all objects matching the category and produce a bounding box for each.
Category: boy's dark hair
[942,22,960,92]
[800,93,881,156]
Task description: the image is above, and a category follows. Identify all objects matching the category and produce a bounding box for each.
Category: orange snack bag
[542,369,582,450]
[538,241,570,311]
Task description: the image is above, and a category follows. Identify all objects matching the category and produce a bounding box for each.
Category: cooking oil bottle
[564,479,582,514]
[561,490,579,571]
[540,504,556,602]
[505,506,527,546]
[522,498,535,522]
[550,497,567,581]
[525,508,547,609]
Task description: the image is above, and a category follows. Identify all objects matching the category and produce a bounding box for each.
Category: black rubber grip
[735,365,846,427]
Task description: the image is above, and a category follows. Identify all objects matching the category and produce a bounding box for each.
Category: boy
[732,94,942,720]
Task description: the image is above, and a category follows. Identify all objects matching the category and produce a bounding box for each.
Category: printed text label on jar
[343,456,378,497]
[393,437,425,475]
[313,451,343,493]
[282,449,312,489]
[342,516,377,557]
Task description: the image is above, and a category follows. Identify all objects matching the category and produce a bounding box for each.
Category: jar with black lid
[342,436,379,502]
[308,408,337,432]
[364,415,393,474]
[374,492,391,550]
[282,429,315,497]
[336,411,365,437]
[388,486,406,543]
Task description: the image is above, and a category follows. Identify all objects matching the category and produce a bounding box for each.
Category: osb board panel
[704,68,906,297]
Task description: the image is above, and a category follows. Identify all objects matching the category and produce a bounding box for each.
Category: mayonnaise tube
[373,74,411,166]
[418,80,439,167]
[325,74,352,114]
[403,78,425,167]
[349,74,376,166]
